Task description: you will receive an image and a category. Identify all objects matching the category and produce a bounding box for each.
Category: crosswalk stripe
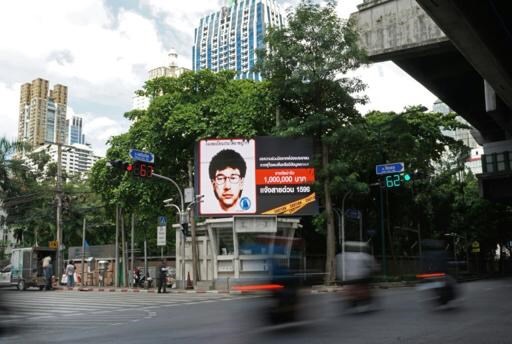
[1,291,245,325]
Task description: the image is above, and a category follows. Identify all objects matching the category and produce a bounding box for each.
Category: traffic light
[108,159,132,172]
[131,161,154,178]
[383,172,412,188]
[108,159,154,177]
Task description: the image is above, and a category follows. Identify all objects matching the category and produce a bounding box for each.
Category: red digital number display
[133,162,154,178]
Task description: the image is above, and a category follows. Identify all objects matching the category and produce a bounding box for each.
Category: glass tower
[192,0,283,81]
[66,115,85,145]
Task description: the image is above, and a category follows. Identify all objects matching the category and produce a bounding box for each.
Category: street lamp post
[153,173,184,214]
[164,201,185,288]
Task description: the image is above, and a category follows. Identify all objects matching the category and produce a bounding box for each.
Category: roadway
[1,278,511,343]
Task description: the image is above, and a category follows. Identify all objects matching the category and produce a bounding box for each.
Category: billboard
[197,137,318,216]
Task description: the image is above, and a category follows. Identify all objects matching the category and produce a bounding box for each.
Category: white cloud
[83,114,130,157]
[0,0,437,157]
[142,0,224,35]
[354,62,437,114]
[0,82,21,142]
[0,0,166,155]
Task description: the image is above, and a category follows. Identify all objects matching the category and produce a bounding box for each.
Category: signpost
[184,187,194,203]
[157,216,167,249]
[375,162,404,175]
[471,241,480,253]
[345,208,361,220]
[129,149,155,163]
[374,162,406,280]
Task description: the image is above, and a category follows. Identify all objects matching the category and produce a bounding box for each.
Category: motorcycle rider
[337,241,378,309]
[419,239,457,305]
[133,267,142,288]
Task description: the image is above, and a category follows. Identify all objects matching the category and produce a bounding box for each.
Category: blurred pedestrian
[45,261,53,290]
[158,259,168,294]
[66,261,75,287]
[42,256,53,290]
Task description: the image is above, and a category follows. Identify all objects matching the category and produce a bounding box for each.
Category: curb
[53,287,236,294]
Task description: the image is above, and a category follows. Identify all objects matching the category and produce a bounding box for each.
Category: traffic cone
[186,272,193,290]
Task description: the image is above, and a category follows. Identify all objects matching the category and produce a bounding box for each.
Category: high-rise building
[192,0,283,81]
[66,115,86,145]
[18,78,68,146]
[132,49,190,110]
[434,99,483,175]
[26,143,100,178]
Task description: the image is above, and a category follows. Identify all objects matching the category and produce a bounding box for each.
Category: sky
[0,0,436,157]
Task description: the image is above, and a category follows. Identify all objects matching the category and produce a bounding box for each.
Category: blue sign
[129,149,154,163]
[345,208,361,220]
[375,162,404,175]
[158,216,167,226]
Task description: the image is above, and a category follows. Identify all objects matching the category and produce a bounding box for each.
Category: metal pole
[131,213,135,287]
[379,181,387,278]
[188,161,198,286]
[417,223,422,260]
[153,173,184,212]
[333,209,341,249]
[81,217,86,286]
[341,191,351,282]
[182,226,186,289]
[56,143,63,280]
[121,210,128,287]
[144,232,148,288]
[115,205,119,288]
[453,236,458,278]
[164,203,184,288]
[359,212,363,243]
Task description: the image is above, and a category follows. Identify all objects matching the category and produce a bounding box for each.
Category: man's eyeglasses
[214,174,241,185]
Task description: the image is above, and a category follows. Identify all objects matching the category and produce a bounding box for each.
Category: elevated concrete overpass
[352,0,512,203]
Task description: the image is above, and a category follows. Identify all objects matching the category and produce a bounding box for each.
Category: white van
[7,247,57,290]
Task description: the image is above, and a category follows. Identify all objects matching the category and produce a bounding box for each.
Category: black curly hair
[208,149,247,180]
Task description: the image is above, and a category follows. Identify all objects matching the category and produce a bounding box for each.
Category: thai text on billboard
[197,137,318,216]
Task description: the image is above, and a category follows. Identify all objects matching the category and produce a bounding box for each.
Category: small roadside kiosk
[175,217,302,289]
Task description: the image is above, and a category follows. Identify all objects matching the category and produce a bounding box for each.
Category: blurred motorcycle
[133,268,152,288]
[416,272,457,306]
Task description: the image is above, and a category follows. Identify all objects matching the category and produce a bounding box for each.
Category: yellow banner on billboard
[262,193,316,215]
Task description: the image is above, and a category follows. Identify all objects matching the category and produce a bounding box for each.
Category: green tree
[89,70,276,255]
[256,0,367,282]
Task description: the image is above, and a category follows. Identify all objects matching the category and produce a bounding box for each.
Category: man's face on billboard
[212,167,244,211]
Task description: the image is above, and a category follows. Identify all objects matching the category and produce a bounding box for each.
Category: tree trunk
[322,141,336,285]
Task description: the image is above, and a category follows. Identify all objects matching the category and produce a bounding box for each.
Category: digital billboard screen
[197,137,318,216]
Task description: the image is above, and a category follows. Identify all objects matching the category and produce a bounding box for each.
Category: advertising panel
[197,137,318,216]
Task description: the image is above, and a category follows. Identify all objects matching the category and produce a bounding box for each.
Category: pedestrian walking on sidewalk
[66,261,75,288]
[158,259,168,294]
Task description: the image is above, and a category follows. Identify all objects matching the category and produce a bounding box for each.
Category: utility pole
[81,217,86,286]
[379,181,387,278]
[115,205,119,288]
[188,161,198,286]
[121,209,128,287]
[56,142,63,280]
[131,213,135,287]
